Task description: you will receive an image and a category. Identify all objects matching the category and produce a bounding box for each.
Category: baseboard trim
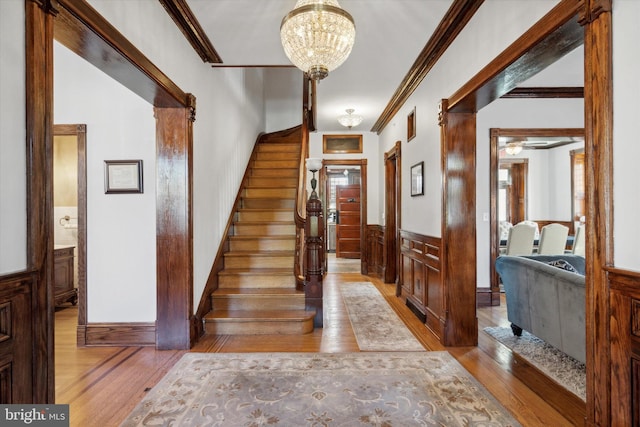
[79,322,156,346]
[477,288,501,307]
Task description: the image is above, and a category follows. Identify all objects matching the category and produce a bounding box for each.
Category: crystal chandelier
[504,142,523,155]
[280,0,356,81]
[338,109,363,129]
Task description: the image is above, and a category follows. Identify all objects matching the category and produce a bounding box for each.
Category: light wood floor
[55,263,582,426]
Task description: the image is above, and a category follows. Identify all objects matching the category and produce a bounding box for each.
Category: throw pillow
[547,259,578,273]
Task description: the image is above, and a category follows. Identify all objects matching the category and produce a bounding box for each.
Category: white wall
[265,68,303,133]
[378,1,561,238]
[476,98,583,286]
[54,42,157,322]
[85,0,270,316]
[0,0,26,274]
[613,0,640,271]
[309,131,381,224]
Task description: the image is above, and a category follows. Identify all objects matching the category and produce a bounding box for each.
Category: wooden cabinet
[54,246,77,306]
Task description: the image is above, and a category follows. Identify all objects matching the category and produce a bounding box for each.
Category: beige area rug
[120,352,521,426]
[340,282,425,351]
[484,326,586,400]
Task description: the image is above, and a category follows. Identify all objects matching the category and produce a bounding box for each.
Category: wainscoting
[398,231,444,340]
[364,225,384,277]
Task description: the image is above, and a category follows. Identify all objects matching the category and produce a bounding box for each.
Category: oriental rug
[339,282,424,351]
[484,326,586,400]
[120,352,521,426]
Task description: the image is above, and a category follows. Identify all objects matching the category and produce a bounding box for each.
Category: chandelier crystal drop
[280,0,356,81]
[338,109,363,129]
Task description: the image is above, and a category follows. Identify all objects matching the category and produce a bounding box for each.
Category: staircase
[203,129,316,335]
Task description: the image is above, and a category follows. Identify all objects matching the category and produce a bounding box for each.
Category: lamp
[505,142,523,155]
[306,158,323,198]
[280,0,356,81]
[337,108,363,129]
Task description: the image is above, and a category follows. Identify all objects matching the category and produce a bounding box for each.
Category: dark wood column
[439,100,477,346]
[155,97,195,350]
[26,0,58,403]
[384,142,401,286]
[580,1,613,425]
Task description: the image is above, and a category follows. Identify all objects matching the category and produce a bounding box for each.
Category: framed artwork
[411,161,424,196]
[104,160,143,194]
[407,107,416,142]
[323,134,363,154]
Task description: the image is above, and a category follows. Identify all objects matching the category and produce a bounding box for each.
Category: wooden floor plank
[54,258,578,426]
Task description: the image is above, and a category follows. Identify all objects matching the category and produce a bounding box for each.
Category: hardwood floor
[55,264,580,426]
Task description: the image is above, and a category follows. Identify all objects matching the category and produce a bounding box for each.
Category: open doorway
[320,159,367,273]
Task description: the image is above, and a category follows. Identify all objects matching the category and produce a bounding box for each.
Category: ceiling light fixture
[280,0,356,81]
[337,109,363,129]
[505,142,523,155]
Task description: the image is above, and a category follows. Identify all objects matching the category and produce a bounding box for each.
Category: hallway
[55,268,576,426]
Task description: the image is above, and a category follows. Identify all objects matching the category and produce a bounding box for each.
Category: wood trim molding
[501,87,584,99]
[158,0,222,64]
[371,0,484,133]
[80,323,156,346]
[54,0,190,108]
[448,0,583,113]
[383,141,401,285]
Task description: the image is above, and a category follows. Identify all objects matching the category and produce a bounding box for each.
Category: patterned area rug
[120,352,521,426]
[340,282,425,351]
[484,326,586,400]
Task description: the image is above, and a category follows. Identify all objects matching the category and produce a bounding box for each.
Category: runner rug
[339,282,425,351]
[484,326,586,400]
[120,352,521,426]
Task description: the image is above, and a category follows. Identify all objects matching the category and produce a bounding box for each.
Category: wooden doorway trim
[53,124,87,343]
[440,0,612,424]
[384,141,401,286]
[318,159,367,274]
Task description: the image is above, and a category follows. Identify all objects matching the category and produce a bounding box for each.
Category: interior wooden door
[336,185,361,258]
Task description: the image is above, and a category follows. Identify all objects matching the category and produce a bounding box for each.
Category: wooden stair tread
[234,220,294,225]
[213,288,301,296]
[218,268,293,275]
[205,310,316,321]
[224,250,294,257]
[228,235,295,240]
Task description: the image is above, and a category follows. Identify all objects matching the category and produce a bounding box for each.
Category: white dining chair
[572,224,585,256]
[537,223,570,255]
[503,222,536,255]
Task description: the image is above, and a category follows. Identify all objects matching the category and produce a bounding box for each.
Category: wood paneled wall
[398,231,444,341]
[364,225,384,277]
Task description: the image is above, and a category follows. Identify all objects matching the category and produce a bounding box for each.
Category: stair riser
[244,188,296,198]
[256,151,299,160]
[229,239,295,251]
[253,160,298,169]
[204,319,313,335]
[212,296,305,311]
[225,256,292,269]
[251,168,298,178]
[247,177,297,188]
[257,143,300,153]
[242,199,295,209]
[237,211,293,222]
[218,275,294,289]
[234,224,295,236]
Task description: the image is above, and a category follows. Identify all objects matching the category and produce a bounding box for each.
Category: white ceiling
[185,0,583,133]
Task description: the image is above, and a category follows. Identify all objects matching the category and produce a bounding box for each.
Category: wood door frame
[53,124,87,341]
[440,1,612,424]
[26,0,196,400]
[489,128,584,296]
[318,159,367,274]
[384,141,401,286]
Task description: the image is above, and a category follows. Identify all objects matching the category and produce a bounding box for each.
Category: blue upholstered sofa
[495,254,586,364]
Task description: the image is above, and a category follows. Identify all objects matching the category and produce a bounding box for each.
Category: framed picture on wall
[407,107,416,142]
[411,161,424,196]
[104,160,143,194]
[323,134,363,154]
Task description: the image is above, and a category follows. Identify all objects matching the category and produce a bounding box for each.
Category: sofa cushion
[547,259,579,273]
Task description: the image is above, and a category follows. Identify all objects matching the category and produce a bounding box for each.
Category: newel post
[304,159,324,327]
